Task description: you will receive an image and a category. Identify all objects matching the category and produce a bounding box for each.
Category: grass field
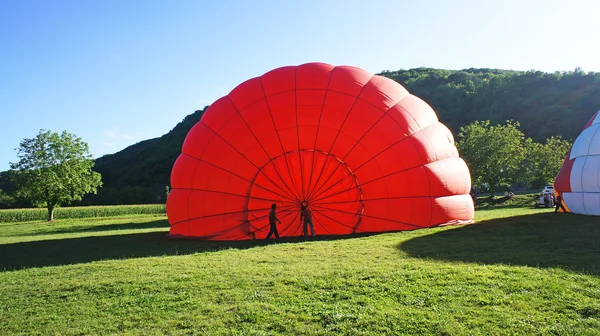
[0,205,599,335]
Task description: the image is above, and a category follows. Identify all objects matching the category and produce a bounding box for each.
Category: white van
[541,186,554,194]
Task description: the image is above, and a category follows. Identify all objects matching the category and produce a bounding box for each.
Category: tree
[10,130,102,221]
[523,136,572,188]
[0,188,15,209]
[457,120,527,196]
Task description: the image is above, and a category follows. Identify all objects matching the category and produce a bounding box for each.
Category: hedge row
[0,204,166,223]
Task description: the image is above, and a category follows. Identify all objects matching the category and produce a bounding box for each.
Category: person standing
[555,194,567,213]
[265,204,281,239]
[300,204,315,237]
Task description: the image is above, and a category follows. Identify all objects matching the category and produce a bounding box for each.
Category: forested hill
[85,67,600,205]
[82,108,207,205]
[5,67,599,206]
[380,67,600,142]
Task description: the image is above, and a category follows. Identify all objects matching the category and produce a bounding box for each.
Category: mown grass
[0,208,598,335]
[0,204,166,223]
[474,193,543,208]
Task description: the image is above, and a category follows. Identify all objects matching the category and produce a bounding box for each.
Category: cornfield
[0,204,166,223]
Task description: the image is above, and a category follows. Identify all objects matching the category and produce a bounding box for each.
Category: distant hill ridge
[86,109,206,205]
[6,67,600,206]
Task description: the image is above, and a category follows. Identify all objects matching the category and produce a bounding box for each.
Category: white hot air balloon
[554,110,600,215]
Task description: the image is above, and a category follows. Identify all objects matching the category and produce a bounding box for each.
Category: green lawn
[0,208,599,335]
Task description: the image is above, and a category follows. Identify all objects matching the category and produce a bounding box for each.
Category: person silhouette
[555,194,567,213]
[300,202,315,237]
[265,204,281,239]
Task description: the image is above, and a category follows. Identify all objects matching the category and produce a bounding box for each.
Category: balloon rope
[309,203,424,229]
[224,96,303,202]
[180,153,297,203]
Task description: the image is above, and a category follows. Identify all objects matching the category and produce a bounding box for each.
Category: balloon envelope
[167,63,474,239]
[554,110,600,215]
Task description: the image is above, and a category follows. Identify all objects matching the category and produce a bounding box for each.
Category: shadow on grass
[475,204,539,210]
[0,220,379,271]
[398,212,600,275]
[474,194,540,209]
[17,219,170,237]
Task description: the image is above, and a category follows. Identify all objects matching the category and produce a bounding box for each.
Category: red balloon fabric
[167,63,474,240]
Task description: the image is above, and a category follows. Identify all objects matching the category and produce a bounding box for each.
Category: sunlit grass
[0,208,598,335]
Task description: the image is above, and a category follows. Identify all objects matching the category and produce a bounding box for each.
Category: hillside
[381,67,600,142]
[81,68,600,204]
[81,109,206,205]
[4,67,600,206]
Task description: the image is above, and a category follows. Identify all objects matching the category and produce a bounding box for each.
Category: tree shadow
[13,219,170,237]
[0,220,380,271]
[398,213,600,275]
[474,194,540,208]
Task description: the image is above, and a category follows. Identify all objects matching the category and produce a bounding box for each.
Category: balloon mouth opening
[245,149,364,235]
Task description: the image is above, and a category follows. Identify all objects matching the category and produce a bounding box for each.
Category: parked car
[541,185,554,194]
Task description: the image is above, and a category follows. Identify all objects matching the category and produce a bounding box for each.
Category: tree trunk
[47,205,55,221]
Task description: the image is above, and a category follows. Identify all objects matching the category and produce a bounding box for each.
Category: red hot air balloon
[167,63,474,240]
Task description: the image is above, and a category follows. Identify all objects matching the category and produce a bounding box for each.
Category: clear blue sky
[1,0,599,171]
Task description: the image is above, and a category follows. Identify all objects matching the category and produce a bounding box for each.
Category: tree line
[456,120,571,195]
[381,67,600,142]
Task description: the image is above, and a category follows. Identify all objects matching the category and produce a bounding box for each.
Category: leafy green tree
[0,188,15,209]
[523,136,572,188]
[10,130,102,221]
[457,120,527,196]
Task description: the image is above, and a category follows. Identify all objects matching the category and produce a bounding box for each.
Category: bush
[0,192,15,209]
[0,204,166,223]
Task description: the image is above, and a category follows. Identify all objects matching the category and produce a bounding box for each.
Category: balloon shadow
[0,220,380,271]
[398,213,600,275]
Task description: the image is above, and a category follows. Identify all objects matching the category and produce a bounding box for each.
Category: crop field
[0,204,166,223]
[0,202,598,335]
